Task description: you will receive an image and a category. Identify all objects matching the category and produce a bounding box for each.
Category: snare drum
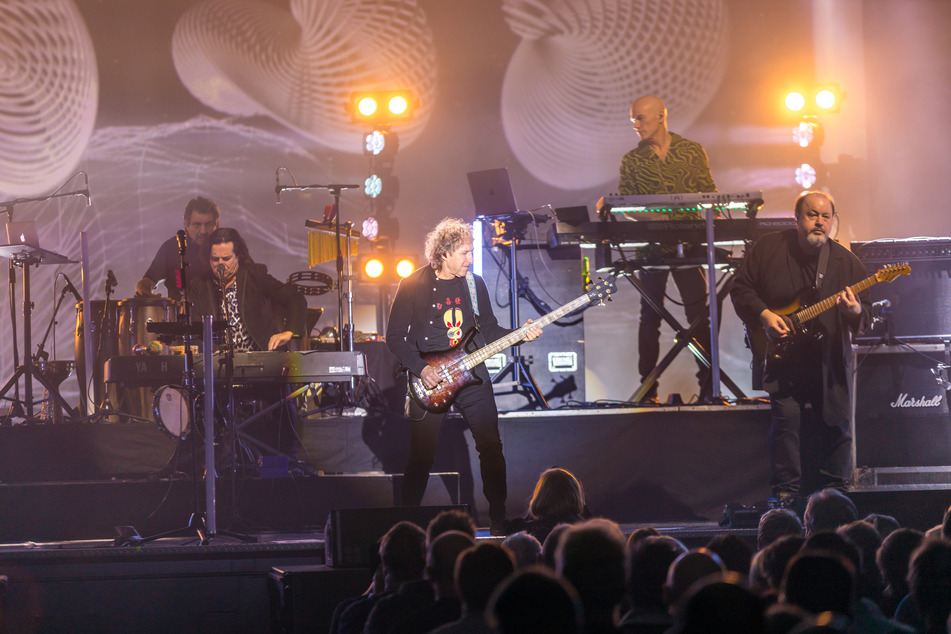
[153,385,192,438]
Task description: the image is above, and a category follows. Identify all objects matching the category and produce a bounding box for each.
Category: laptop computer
[5,220,39,247]
[467,168,520,218]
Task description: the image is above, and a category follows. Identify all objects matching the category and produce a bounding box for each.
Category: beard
[805,231,828,248]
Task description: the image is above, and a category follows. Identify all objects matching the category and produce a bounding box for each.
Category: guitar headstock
[586,276,617,302]
[875,262,912,283]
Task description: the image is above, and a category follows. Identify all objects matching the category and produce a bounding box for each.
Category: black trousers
[403,381,506,524]
[768,377,852,497]
[637,265,713,398]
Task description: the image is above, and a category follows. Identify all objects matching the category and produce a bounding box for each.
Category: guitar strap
[815,240,831,292]
[465,271,481,325]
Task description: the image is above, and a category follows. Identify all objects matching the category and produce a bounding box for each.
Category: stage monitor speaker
[325,504,468,568]
[852,239,951,341]
[853,344,951,468]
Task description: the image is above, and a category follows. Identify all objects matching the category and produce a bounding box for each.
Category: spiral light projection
[500,0,729,190]
[0,0,98,196]
[172,0,436,153]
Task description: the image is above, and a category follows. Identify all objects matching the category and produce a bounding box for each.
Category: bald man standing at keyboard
[619,94,717,405]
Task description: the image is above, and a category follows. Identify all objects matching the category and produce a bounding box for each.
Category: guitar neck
[795,273,878,324]
[461,293,594,370]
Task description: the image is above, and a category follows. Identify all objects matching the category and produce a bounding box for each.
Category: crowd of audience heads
[331,472,951,634]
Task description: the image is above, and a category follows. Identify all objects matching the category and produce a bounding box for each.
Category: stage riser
[0,474,458,543]
[0,548,333,634]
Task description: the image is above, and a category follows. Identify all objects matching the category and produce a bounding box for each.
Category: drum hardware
[0,214,80,423]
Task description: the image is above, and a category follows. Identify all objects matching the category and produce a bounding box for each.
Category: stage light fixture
[362,216,379,240]
[348,90,416,124]
[395,258,414,278]
[795,163,817,189]
[388,95,408,116]
[357,253,418,283]
[364,258,384,279]
[793,120,817,148]
[364,174,383,198]
[785,91,806,112]
[364,129,400,158]
[816,89,836,110]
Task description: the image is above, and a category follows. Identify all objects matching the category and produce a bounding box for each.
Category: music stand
[0,244,77,423]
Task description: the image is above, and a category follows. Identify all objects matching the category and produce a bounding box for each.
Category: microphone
[105,269,118,294]
[176,230,187,254]
[80,171,91,206]
[61,274,82,303]
[872,299,891,309]
[217,264,226,281]
[275,168,282,204]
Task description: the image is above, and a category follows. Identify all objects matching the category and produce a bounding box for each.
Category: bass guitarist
[730,191,871,507]
[385,217,542,535]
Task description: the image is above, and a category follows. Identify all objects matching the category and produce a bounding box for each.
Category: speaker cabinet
[325,505,468,568]
[853,344,951,468]
[852,239,951,341]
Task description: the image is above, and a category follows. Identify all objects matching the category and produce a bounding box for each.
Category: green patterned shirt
[618,132,717,221]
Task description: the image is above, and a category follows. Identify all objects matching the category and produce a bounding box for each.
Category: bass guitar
[747,262,910,373]
[409,277,617,413]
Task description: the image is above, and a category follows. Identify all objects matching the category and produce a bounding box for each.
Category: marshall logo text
[890,393,944,408]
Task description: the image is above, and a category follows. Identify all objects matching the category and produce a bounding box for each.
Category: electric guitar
[409,277,617,413]
[746,263,910,372]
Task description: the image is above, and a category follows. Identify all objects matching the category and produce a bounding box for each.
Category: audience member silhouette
[780,550,856,618]
[836,520,884,606]
[556,519,627,633]
[627,526,661,550]
[541,523,573,569]
[876,528,924,617]
[507,467,591,543]
[750,535,805,603]
[864,513,900,540]
[664,548,727,617]
[620,535,686,634]
[706,531,754,574]
[488,566,583,634]
[431,542,515,634]
[427,509,478,544]
[758,508,804,550]
[389,530,476,634]
[337,521,426,634]
[671,571,766,634]
[803,489,858,537]
[897,538,951,634]
[501,531,542,568]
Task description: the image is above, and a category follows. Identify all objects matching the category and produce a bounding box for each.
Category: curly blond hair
[424,218,472,270]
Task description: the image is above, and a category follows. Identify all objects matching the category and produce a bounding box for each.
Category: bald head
[631,95,667,118]
[630,95,669,144]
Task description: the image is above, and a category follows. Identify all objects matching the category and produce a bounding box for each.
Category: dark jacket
[188,262,306,351]
[731,229,871,420]
[385,266,511,381]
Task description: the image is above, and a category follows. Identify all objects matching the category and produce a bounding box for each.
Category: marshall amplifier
[852,344,951,468]
[852,238,951,342]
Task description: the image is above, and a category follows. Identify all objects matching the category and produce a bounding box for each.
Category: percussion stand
[0,244,77,424]
[480,213,549,410]
[278,181,360,407]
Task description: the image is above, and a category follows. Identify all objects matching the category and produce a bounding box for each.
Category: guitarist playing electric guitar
[385,217,542,536]
[731,191,872,509]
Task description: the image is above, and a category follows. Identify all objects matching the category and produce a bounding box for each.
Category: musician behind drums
[188,227,306,352]
[730,191,871,508]
[385,218,542,536]
[619,94,718,405]
[135,196,220,300]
